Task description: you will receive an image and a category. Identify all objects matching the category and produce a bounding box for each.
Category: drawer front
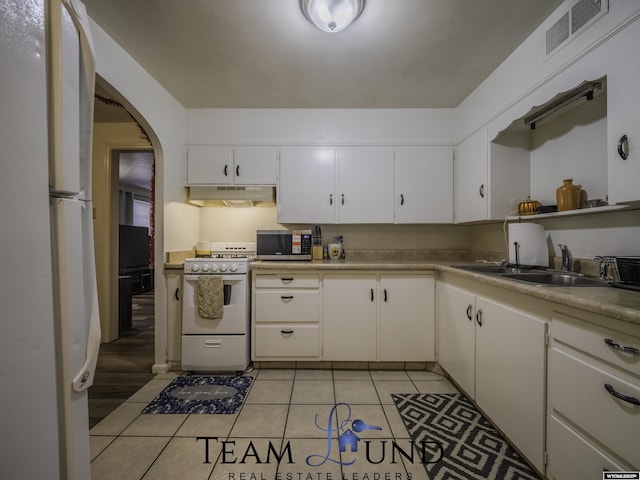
[549,347,640,466]
[181,335,249,371]
[255,290,320,323]
[255,274,320,289]
[552,312,640,377]
[255,325,320,358]
[547,415,628,480]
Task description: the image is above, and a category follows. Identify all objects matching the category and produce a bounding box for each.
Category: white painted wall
[186,108,454,145]
[90,19,196,253]
[90,19,194,371]
[530,92,607,205]
[456,0,640,142]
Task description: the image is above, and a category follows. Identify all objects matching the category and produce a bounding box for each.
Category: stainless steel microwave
[256,230,312,260]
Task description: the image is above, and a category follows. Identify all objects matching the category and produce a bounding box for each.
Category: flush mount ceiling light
[301,0,365,33]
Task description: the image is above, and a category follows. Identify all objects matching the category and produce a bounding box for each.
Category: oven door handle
[184,274,243,282]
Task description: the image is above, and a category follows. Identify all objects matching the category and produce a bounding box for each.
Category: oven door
[182,274,248,334]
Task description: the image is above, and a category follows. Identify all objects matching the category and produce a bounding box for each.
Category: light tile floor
[89,368,460,480]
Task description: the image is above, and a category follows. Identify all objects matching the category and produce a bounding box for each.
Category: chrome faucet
[559,244,572,271]
[593,256,608,279]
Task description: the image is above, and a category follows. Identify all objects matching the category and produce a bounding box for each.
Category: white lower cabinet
[252,273,321,360]
[475,296,547,474]
[165,271,183,369]
[547,311,640,478]
[252,269,435,363]
[323,273,435,362]
[379,275,435,361]
[323,275,378,361]
[436,279,547,473]
[436,282,476,395]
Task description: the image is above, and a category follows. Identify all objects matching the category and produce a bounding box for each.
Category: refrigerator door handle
[72,288,100,392]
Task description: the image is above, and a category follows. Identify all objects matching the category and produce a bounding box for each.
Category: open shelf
[507,204,630,221]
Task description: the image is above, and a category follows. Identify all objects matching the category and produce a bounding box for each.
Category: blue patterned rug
[392,393,541,480]
[142,375,253,414]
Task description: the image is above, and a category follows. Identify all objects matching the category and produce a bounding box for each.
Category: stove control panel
[184,260,249,274]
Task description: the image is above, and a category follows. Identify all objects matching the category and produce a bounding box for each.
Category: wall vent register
[546,0,608,56]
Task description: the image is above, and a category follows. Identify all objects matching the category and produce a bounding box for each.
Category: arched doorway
[89,80,157,426]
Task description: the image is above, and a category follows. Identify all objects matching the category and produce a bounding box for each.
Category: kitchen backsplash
[190,204,640,265]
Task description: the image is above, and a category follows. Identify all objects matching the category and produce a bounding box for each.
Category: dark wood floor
[88,292,155,428]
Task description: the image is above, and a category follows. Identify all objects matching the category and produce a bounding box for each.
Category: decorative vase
[556,179,581,211]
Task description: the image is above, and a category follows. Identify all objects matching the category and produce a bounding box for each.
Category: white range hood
[188,186,275,207]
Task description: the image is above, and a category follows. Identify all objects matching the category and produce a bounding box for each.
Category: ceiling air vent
[572,0,602,33]
[546,13,570,55]
[545,0,608,56]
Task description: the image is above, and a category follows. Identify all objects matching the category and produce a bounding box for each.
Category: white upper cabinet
[187,146,233,185]
[278,146,395,224]
[337,147,394,223]
[394,146,453,223]
[454,128,489,223]
[186,145,277,186]
[278,147,337,224]
[233,146,278,185]
[454,128,529,223]
[607,20,640,204]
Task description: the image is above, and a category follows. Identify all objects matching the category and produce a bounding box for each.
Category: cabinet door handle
[479,184,485,198]
[224,164,229,176]
[604,383,640,406]
[329,193,333,205]
[400,194,404,206]
[476,308,483,326]
[466,304,473,321]
[617,134,629,160]
[174,287,180,301]
[281,329,294,335]
[341,193,345,205]
[384,289,388,302]
[604,338,639,355]
[280,295,294,301]
[236,164,240,176]
[370,288,374,302]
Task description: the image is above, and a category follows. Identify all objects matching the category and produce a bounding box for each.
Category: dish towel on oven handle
[197,276,224,319]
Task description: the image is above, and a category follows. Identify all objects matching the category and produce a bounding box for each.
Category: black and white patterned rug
[142,375,253,414]
[392,393,541,480]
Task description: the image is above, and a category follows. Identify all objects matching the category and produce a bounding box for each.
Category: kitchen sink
[500,272,610,287]
[455,265,548,274]
[454,264,611,287]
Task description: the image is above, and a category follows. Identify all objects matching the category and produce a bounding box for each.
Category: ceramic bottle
[556,179,581,211]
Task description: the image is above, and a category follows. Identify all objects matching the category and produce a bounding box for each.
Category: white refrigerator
[0,0,101,479]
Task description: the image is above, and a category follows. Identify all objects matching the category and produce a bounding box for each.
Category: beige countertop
[252,259,640,326]
[164,263,185,270]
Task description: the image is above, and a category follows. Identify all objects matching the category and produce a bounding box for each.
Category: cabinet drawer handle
[281,329,294,335]
[617,134,629,160]
[280,295,294,301]
[476,308,483,327]
[604,383,640,406]
[281,277,294,284]
[479,184,485,198]
[605,338,639,355]
[174,287,180,301]
[466,304,472,321]
[370,288,374,302]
